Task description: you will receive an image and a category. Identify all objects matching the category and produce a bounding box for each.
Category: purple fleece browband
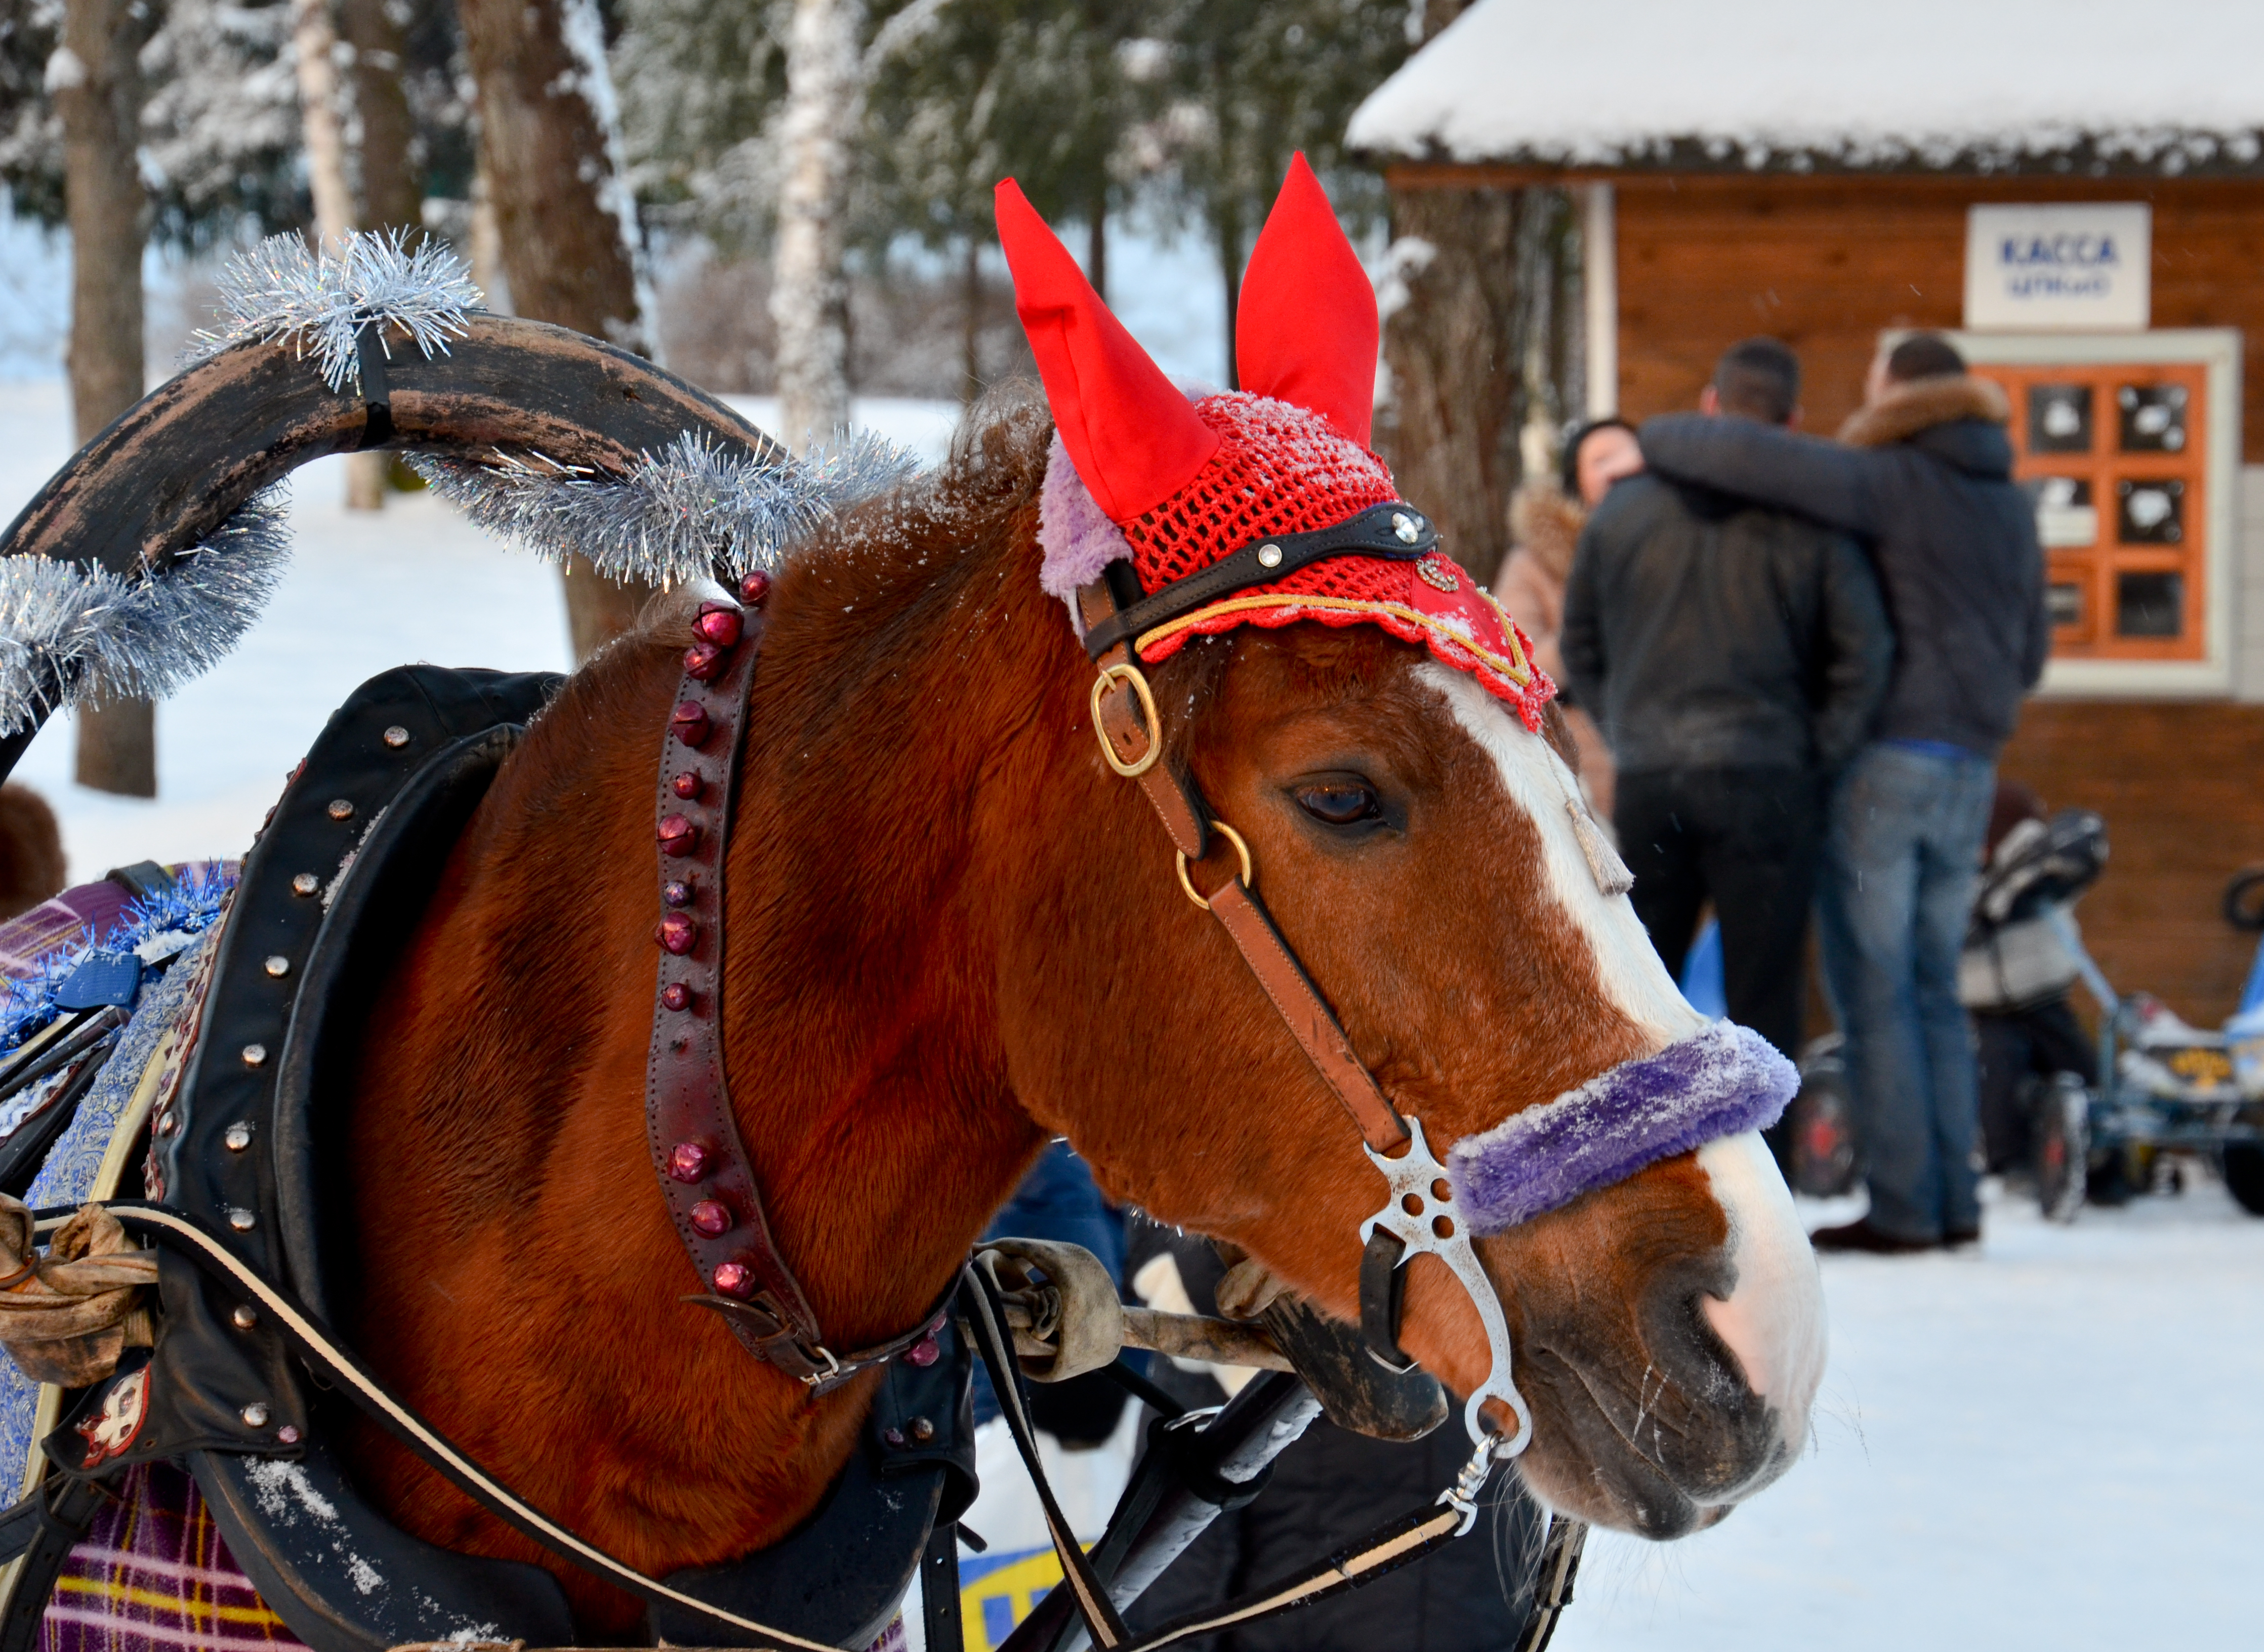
[1446,1022,1798,1234]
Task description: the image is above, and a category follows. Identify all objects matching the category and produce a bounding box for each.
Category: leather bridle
[635,517,1537,1464]
[1074,536,1535,1466]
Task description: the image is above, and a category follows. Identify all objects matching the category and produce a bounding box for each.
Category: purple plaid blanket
[41,1462,304,1651]
[36,1461,913,1648]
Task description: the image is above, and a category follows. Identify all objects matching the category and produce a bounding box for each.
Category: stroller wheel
[2222,866,2264,931]
[1784,1055,1859,1199]
[2034,1074,2089,1222]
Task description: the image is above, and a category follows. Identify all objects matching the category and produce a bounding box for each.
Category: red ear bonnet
[995,180,1217,521]
[1236,153,1378,446]
[998,164,1552,728]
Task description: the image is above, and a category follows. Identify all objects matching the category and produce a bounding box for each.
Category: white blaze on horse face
[1696,1132,1827,1423]
[1416,665,1703,1048]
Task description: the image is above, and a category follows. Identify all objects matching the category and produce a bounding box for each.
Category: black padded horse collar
[109,663,972,1651]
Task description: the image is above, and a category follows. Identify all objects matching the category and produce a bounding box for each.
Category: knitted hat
[997,156,1553,730]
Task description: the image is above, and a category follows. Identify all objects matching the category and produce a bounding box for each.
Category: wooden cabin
[1353,0,2264,1023]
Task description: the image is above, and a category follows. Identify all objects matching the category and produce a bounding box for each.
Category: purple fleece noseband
[1446,1022,1797,1235]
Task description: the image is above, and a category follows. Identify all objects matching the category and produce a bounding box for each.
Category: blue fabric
[0,930,213,1488]
[1881,736,1979,763]
[1678,917,1726,1019]
[972,1141,1126,1427]
[2237,932,2264,1021]
[1818,741,1996,1241]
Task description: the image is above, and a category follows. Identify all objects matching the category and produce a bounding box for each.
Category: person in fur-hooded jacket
[1641,334,2048,1255]
[1494,419,1639,817]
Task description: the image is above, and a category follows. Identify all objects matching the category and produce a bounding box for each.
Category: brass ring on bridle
[1176,819,1255,911]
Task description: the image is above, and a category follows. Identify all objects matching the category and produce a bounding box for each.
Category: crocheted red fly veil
[996,163,1553,728]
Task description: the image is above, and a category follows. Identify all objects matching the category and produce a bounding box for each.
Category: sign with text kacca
[1965,203,2151,331]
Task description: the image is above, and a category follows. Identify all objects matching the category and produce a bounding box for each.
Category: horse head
[983,158,1826,1539]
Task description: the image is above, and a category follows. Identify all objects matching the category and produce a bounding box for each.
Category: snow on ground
[6,367,2261,1650]
[1563,1177,2263,1652]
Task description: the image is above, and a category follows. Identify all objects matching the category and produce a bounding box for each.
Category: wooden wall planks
[1608,176,2264,460]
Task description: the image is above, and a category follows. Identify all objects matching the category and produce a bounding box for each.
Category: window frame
[1933,328,2242,698]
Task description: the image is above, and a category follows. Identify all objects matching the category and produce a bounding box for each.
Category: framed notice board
[1933,330,2241,697]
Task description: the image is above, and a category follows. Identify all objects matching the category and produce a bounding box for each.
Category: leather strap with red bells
[643,571,944,1395]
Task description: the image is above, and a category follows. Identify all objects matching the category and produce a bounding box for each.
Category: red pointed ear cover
[1235,154,1378,446]
[993,180,1217,522]
[1000,171,1551,730]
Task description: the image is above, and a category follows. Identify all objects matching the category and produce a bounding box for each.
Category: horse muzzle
[1422,1026,1822,1538]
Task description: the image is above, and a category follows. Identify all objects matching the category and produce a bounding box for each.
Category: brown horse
[339,385,1826,1636]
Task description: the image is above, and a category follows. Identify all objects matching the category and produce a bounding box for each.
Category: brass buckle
[1176,820,1254,911]
[1091,663,1162,778]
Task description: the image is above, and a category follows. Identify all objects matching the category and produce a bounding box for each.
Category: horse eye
[1296,783,1381,827]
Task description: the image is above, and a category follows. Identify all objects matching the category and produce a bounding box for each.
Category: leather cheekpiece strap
[1081,501,1440,662]
[1077,574,1409,1155]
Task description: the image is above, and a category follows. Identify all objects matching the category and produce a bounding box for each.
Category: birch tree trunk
[458,0,655,659]
[293,0,388,512]
[769,0,863,453]
[54,0,156,796]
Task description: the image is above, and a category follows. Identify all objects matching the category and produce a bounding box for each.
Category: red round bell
[684,640,727,681]
[694,604,743,647]
[668,1141,708,1181]
[739,570,772,607]
[671,703,711,747]
[660,981,693,1013]
[690,1199,733,1237]
[712,1262,753,1297]
[657,814,699,855]
[658,913,697,955]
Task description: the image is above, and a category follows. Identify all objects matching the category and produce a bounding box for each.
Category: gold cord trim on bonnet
[1137,593,1538,686]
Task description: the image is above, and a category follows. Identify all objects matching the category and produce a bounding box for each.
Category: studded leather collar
[642,573,949,1396]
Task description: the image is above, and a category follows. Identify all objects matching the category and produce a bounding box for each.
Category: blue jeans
[1819,742,1995,1241]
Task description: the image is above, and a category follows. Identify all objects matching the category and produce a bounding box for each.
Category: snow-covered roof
[1348,0,2264,175]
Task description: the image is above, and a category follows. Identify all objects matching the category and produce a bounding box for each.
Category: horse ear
[995,179,1218,524]
[1235,154,1378,447]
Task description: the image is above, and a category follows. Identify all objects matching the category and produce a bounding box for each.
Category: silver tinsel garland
[409,428,923,587]
[0,491,291,737]
[188,229,481,393]
[0,230,921,735]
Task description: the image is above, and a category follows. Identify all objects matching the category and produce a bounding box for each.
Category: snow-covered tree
[54,0,158,794]
[1146,0,1408,382]
[769,0,861,448]
[859,0,1159,396]
[459,0,658,655]
[339,0,422,235]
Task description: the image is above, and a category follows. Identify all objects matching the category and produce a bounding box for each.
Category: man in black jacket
[1640,334,2049,1253]
[1562,339,1891,1144]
